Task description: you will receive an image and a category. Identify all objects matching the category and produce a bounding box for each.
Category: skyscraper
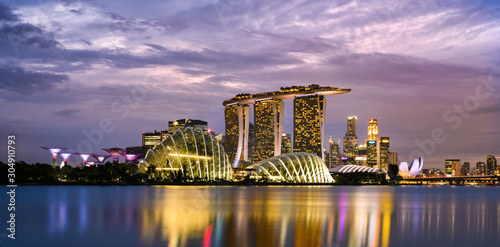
[461,162,470,176]
[253,99,284,163]
[379,137,390,171]
[281,133,292,154]
[328,136,341,168]
[476,161,486,175]
[224,104,251,166]
[445,159,461,176]
[367,140,378,167]
[293,95,325,158]
[367,119,379,141]
[486,155,497,175]
[343,116,358,158]
[389,151,399,165]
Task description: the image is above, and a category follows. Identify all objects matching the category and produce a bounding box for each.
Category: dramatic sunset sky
[1,0,499,168]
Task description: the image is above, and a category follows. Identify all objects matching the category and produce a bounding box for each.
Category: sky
[0,0,499,169]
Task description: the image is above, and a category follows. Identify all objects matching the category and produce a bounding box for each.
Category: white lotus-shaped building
[399,157,423,177]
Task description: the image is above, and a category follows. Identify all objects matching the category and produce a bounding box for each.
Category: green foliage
[0,161,141,184]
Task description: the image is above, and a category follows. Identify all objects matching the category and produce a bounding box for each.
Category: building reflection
[44,186,500,246]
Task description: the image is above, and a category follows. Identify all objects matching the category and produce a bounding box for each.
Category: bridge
[400,175,499,185]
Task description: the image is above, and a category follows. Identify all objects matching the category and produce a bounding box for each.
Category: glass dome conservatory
[136,128,233,181]
[247,152,334,183]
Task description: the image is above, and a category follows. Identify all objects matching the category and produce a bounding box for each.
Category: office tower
[142,130,168,147]
[486,155,497,175]
[281,133,292,154]
[169,119,208,132]
[343,116,358,158]
[390,151,399,165]
[329,136,341,168]
[224,104,250,167]
[367,119,379,141]
[293,95,325,158]
[356,144,367,166]
[445,159,461,176]
[253,99,284,163]
[461,162,470,176]
[379,137,390,171]
[476,161,486,175]
[367,140,378,167]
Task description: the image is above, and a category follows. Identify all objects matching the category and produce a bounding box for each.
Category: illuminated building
[328,136,341,168]
[137,128,233,181]
[366,140,377,167]
[78,153,93,166]
[59,152,73,167]
[41,147,68,168]
[356,144,367,166]
[103,148,124,163]
[293,95,325,158]
[247,152,334,183]
[330,164,380,173]
[445,159,461,176]
[93,154,111,165]
[486,155,497,175]
[253,99,284,163]
[379,137,390,171]
[224,104,251,167]
[399,158,423,177]
[389,151,398,165]
[142,130,168,147]
[476,161,486,175]
[223,85,350,167]
[343,116,358,158]
[169,119,208,132]
[461,162,470,176]
[367,119,379,141]
[281,133,292,154]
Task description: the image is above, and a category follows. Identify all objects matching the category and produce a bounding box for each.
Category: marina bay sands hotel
[223,84,350,167]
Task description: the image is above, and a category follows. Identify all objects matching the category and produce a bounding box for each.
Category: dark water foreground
[3,185,500,247]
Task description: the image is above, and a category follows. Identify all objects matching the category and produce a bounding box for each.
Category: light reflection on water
[12,186,500,247]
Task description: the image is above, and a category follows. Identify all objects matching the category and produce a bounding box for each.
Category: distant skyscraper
[356,144,367,166]
[461,162,470,176]
[486,155,497,175]
[224,104,251,166]
[367,119,379,141]
[281,133,292,154]
[347,116,357,136]
[389,151,399,165]
[293,95,325,158]
[328,136,341,168]
[253,99,284,163]
[445,159,461,176]
[379,137,390,171]
[476,161,486,175]
[343,116,358,158]
[367,140,378,167]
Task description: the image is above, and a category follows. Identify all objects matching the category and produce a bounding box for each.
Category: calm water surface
[6,185,500,247]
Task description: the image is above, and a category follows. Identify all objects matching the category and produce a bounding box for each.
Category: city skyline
[0,0,499,169]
